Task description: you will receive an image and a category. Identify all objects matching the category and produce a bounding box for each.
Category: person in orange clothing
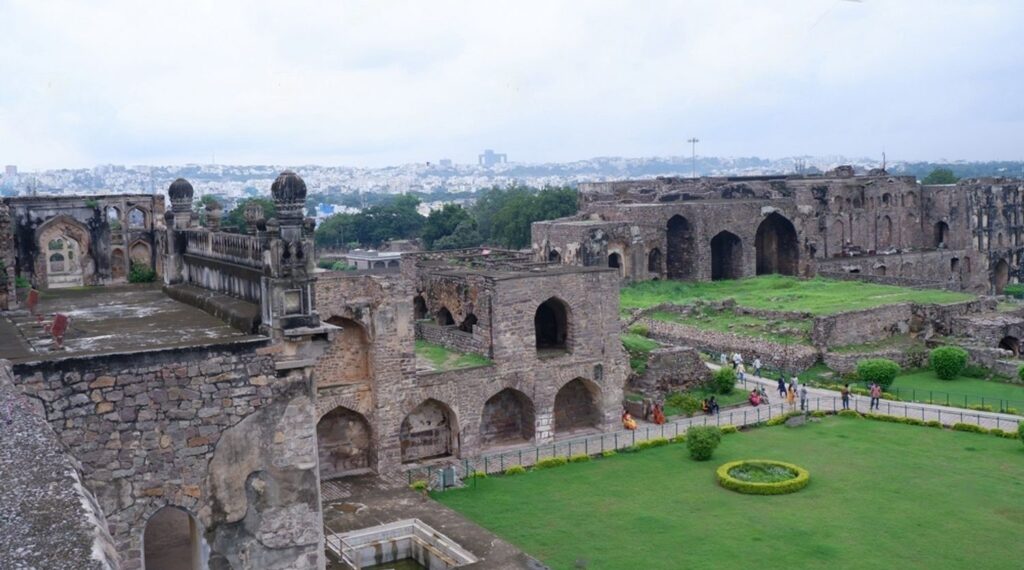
[622,409,637,430]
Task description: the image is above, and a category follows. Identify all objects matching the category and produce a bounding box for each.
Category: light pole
[687,137,700,178]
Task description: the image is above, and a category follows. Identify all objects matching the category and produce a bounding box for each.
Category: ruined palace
[533,168,1024,294]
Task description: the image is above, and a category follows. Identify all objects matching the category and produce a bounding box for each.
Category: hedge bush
[766,411,801,426]
[128,262,156,283]
[568,453,591,463]
[952,422,989,434]
[721,425,739,435]
[1019,422,1024,444]
[930,346,969,380]
[716,460,810,495]
[685,426,722,461]
[636,437,670,450]
[601,450,617,458]
[1003,283,1024,299]
[856,358,901,389]
[666,392,702,416]
[628,323,650,337]
[409,480,428,491]
[534,457,568,470]
[504,465,526,476]
[1018,364,1024,383]
[711,367,736,395]
[466,470,488,479]
[837,410,862,418]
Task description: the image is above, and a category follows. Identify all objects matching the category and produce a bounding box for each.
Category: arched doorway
[400,399,458,463]
[317,406,373,479]
[459,313,478,333]
[106,206,122,231]
[607,252,622,275]
[998,336,1020,356]
[413,295,428,320]
[436,307,455,326]
[130,241,152,267]
[554,378,601,437]
[547,249,561,263]
[144,506,202,570]
[480,388,535,448]
[711,231,743,280]
[878,216,893,249]
[831,219,845,254]
[754,213,798,275]
[111,248,126,281]
[994,259,1010,295]
[319,317,371,385]
[934,221,950,248]
[647,248,662,274]
[666,215,695,280]
[45,236,84,288]
[535,297,569,353]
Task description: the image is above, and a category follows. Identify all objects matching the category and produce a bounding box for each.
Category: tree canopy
[314,194,425,248]
[922,168,959,185]
[223,198,277,233]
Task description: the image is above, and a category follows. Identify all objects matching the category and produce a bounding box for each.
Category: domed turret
[168,178,194,209]
[271,170,306,225]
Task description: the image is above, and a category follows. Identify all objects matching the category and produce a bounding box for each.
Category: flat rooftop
[0,285,251,363]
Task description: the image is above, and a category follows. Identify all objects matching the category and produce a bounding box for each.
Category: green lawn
[435,418,1024,570]
[621,275,973,315]
[891,369,1024,411]
[414,340,492,371]
[663,387,750,417]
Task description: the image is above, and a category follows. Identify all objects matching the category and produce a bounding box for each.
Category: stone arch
[647,248,662,274]
[553,378,601,437]
[993,258,1010,294]
[129,240,152,267]
[666,215,696,280]
[143,505,204,570]
[480,388,536,448]
[951,258,960,273]
[111,248,127,281]
[999,336,1020,356]
[413,295,428,320]
[317,406,373,478]
[878,215,893,249]
[882,193,892,206]
[535,297,570,353]
[373,260,385,269]
[128,207,148,229]
[459,313,478,333]
[547,249,561,263]
[711,230,743,280]
[755,213,797,275]
[934,221,950,248]
[874,264,887,276]
[106,206,122,230]
[436,307,455,326]
[607,252,622,275]
[36,215,92,288]
[831,218,845,254]
[387,259,399,268]
[319,316,371,385]
[400,399,459,463]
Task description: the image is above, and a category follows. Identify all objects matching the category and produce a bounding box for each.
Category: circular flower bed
[716,460,810,495]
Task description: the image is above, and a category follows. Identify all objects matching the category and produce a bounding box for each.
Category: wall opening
[128,207,147,229]
[534,297,569,353]
[994,259,1010,294]
[666,215,696,280]
[317,406,373,479]
[547,249,561,263]
[106,206,122,231]
[130,241,152,267]
[111,248,126,281]
[413,295,428,320]
[554,378,601,437]
[754,213,797,275]
[999,336,1020,356]
[607,252,622,275]
[400,399,458,463]
[480,389,535,449]
[436,307,455,326]
[44,235,84,287]
[321,316,371,384]
[934,221,950,248]
[711,231,743,280]
[143,506,202,570]
[878,215,893,249]
[647,248,662,273]
[951,258,960,272]
[459,313,478,333]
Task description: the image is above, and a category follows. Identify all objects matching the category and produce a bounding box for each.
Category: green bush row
[715,460,811,495]
[766,411,801,426]
[504,465,527,476]
[534,456,568,469]
[636,437,670,450]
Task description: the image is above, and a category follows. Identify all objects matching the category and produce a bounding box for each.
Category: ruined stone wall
[628,346,712,396]
[811,304,914,349]
[0,200,15,309]
[11,340,323,570]
[415,321,485,355]
[415,271,495,354]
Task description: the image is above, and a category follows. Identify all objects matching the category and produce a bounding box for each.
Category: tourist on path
[799,384,808,411]
[777,377,787,398]
[870,383,882,411]
[732,352,742,369]
[787,385,796,409]
[753,357,762,378]
[841,384,851,410]
[720,352,728,366]
[737,362,746,383]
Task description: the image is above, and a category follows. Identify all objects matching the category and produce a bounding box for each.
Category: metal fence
[408,396,1021,490]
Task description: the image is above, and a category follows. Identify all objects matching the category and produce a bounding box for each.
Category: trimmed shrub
[925,420,943,428]
[716,460,810,495]
[711,367,736,395]
[1019,422,1024,444]
[534,457,568,470]
[637,437,670,450]
[504,465,526,476]
[670,435,687,444]
[930,346,969,380]
[810,410,828,418]
[628,323,650,337]
[601,450,617,458]
[856,358,900,389]
[966,404,994,412]
[466,470,488,479]
[409,480,428,491]
[568,453,591,463]
[721,425,739,435]
[128,262,156,283]
[766,411,800,426]
[685,426,722,461]
[666,392,702,417]
[961,364,989,379]
[837,409,862,418]
[952,422,989,434]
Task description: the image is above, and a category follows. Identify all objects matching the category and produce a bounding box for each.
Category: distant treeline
[892,161,1024,181]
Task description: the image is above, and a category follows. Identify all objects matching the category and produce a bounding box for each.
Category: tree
[223,198,277,233]
[433,221,483,250]
[922,168,958,185]
[313,194,425,248]
[471,185,578,248]
[422,204,474,249]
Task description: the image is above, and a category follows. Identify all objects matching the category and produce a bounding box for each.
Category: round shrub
[930,346,969,380]
[685,426,722,461]
[716,460,810,495]
[666,392,702,416]
[856,358,900,389]
[504,465,526,476]
[1018,422,1024,445]
[711,367,736,395]
[1018,365,1024,383]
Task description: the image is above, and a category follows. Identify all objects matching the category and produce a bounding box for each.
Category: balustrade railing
[183,230,264,268]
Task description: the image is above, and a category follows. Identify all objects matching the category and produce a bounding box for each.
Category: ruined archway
[480,388,536,448]
[999,336,1020,356]
[547,249,561,263]
[459,313,478,333]
[143,506,203,570]
[647,248,662,274]
[934,221,950,248]
[608,252,622,275]
[666,215,696,280]
[878,216,893,249]
[754,213,797,275]
[711,231,743,280]
[317,406,373,479]
[130,240,152,267]
[831,218,845,254]
[128,207,148,229]
[36,215,92,289]
[554,378,601,437]
[436,307,455,326]
[400,399,458,463]
[111,248,126,281]
[994,259,1010,295]
[106,206,122,231]
[319,316,371,385]
[535,297,569,353]
[413,295,428,320]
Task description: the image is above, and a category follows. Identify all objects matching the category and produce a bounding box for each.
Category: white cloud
[0,0,1021,169]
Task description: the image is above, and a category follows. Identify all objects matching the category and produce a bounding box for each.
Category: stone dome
[271,170,307,204]
[168,178,194,201]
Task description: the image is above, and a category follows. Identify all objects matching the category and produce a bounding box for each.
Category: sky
[1,0,1022,170]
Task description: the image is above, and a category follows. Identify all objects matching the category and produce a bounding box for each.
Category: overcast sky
[1,0,1021,170]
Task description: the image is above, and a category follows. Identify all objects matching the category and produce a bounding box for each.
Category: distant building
[2,165,17,189]
[478,149,507,167]
[343,249,402,270]
[438,159,453,168]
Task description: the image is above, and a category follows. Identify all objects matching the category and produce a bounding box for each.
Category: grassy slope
[650,309,811,345]
[436,418,1024,570]
[621,275,972,315]
[414,340,492,371]
[892,369,1024,408]
[663,387,750,417]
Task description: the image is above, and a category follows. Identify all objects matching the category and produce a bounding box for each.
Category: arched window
[535,297,569,353]
[436,307,455,326]
[144,506,203,570]
[548,249,561,263]
[106,206,121,231]
[413,295,428,320]
[459,313,478,333]
[951,258,960,272]
[711,231,743,280]
[993,259,1010,294]
[317,406,373,479]
[400,399,458,463]
[49,253,66,273]
[128,208,146,229]
[882,193,892,206]
[608,252,622,274]
[647,248,662,273]
[934,221,950,248]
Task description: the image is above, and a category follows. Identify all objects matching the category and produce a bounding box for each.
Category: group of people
[622,400,667,430]
[719,352,764,380]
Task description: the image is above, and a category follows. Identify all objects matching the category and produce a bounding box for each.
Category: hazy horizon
[2,0,1021,171]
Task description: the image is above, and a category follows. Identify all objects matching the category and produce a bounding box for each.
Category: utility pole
[687,138,700,178]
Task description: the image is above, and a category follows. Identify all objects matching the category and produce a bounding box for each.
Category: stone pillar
[244,202,263,236]
[205,199,222,232]
[535,410,554,445]
[168,178,194,230]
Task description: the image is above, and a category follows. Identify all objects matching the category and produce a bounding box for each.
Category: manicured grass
[435,418,1024,570]
[650,308,811,345]
[621,275,973,315]
[414,340,492,371]
[891,369,1024,410]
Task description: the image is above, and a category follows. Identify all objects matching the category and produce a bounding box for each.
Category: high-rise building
[478,149,507,167]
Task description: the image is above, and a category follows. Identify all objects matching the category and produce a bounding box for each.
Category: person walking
[869,382,882,411]
[719,352,728,366]
[737,362,746,383]
[786,385,796,409]
[799,384,808,411]
[732,352,742,370]
[841,383,851,410]
[753,357,762,378]
[777,376,787,399]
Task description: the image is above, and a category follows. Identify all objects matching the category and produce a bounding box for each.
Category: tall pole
[687,138,700,178]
